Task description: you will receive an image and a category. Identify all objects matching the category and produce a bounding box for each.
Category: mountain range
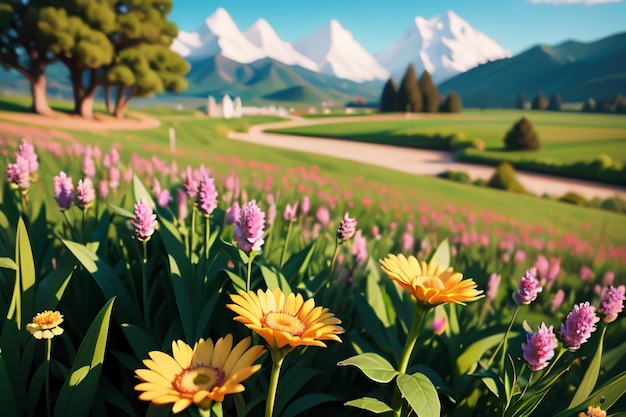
[172,8,510,84]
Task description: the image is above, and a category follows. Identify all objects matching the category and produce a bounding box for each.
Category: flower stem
[45,338,52,417]
[279,221,293,267]
[189,208,196,261]
[141,240,150,330]
[246,254,253,292]
[266,348,288,417]
[487,305,520,370]
[204,215,210,262]
[82,208,87,244]
[326,240,341,289]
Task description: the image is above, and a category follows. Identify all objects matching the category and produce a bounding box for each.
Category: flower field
[0,129,624,417]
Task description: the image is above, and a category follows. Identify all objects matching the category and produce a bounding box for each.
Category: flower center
[262,312,305,336]
[173,365,225,394]
[417,275,446,290]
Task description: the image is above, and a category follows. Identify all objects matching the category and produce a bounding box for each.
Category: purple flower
[225,201,240,225]
[157,189,171,208]
[18,140,38,174]
[234,200,265,254]
[522,323,558,371]
[177,189,188,221]
[598,285,625,323]
[7,156,31,191]
[53,171,74,210]
[316,206,330,226]
[513,268,542,305]
[131,199,157,241]
[82,152,96,179]
[351,229,368,265]
[284,202,298,222]
[301,196,310,214]
[561,302,599,350]
[75,178,96,209]
[109,166,120,190]
[196,172,218,216]
[487,273,501,302]
[99,179,109,199]
[182,166,200,199]
[337,212,357,242]
[551,289,565,313]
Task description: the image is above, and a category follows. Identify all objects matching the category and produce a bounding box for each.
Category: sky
[169,0,626,55]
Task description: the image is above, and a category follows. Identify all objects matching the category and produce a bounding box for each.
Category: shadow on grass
[0,98,33,113]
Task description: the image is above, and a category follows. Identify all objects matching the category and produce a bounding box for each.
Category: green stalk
[246,254,253,292]
[45,338,52,417]
[487,305,520,370]
[141,240,150,330]
[326,240,341,289]
[279,221,293,267]
[82,208,87,244]
[204,215,210,262]
[265,348,289,417]
[189,208,196,261]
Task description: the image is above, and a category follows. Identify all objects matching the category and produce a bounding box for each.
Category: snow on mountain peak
[293,20,389,82]
[376,10,511,83]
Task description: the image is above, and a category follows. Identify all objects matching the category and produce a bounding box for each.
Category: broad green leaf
[282,393,340,417]
[132,175,156,209]
[0,349,19,417]
[282,241,316,286]
[34,260,74,310]
[554,372,626,417]
[62,240,140,325]
[275,367,322,417]
[429,238,450,269]
[120,323,158,360]
[456,332,515,375]
[233,393,247,417]
[0,318,23,410]
[338,353,399,383]
[345,397,393,414]
[26,360,47,417]
[354,295,393,354]
[568,326,606,409]
[211,401,223,417]
[167,253,194,342]
[193,291,220,342]
[106,203,135,219]
[224,270,246,292]
[53,297,115,417]
[397,373,440,417]
[261,265,291,293]
[0,257,16,270]
[366,271,391,327]
[10,216,36,329]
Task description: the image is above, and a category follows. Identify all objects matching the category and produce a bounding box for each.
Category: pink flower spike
[196,172,218,217]
[301,196,310,214]
[337,212,357,242]
[7,156,31,192]
[53,171,74,210]
[131,199,157,242]
[513,268,542,306]
[522,323,558,372]
[561,302,599,350]
[234,200,265,254]
[487,273,501,302]
[18,140,39,174]
[598,285,625,323]
[284,202,298,222]
[75,178,96,209]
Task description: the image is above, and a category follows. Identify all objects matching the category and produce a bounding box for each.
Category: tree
[548,92,563,111]
[396,64,422,113]
[504,117,540,151]
[417,70,439,113]
[531,91,548,110]
[515,93,526,109]
[379,78,397,112]
[440,92,462,113]
[582,98,595,112]
[0,2,56,115]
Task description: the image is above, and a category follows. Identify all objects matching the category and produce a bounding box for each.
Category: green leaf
[0,257,16,270]
[167,253,194,342]
[344,397,393,414]
[53,297,115,417]
[429,238,450,269]
[106,203,135,219]
[281,241,316,286]
[275,367,322,417]
[62,240,140,325]
[120,323,158,360]
[396,373,441,417]
[366,270,391,327]
[456,332,514,375]
[193,291,219,342]
[261,265,291,293]
[338,353,399,383]
[568,326,606,409]
[224,270,246,292]
[554,372,626,417]
[34,259,74,311]
[0,350,19,417]
[26,361,47,417]
[132,175,156,209]
[282,393,340,417]
[10,216,36,329]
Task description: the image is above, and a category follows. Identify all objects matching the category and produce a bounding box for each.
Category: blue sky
[169,0,626,55]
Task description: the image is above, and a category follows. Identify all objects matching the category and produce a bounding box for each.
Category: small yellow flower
[26,310,64,339]
[227,288,344,350]
[578,405,606,417]
[379,254,484,306]
[135,335,265,414]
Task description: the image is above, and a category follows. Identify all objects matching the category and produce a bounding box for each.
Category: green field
[270,109,626,164]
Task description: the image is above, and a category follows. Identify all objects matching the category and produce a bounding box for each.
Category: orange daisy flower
[135,335,265,414]
[26,310,64,339]
[379,254,484,306]
[227,288,344,350]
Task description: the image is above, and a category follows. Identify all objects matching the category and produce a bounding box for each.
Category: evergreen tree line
[379,64,462,113]
[581,93,626,114]
[0,0,189,119]
[515,91,563,111]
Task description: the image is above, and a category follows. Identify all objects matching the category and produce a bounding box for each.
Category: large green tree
[396,64,422,113]
[379,78,397,112]
[417,70,439,113]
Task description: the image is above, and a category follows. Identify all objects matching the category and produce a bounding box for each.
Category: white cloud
[530,0,621,4]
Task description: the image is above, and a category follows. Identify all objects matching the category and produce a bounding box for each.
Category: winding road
[228,114,626,200]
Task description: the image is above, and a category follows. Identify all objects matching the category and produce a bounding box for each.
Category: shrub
[504,117,540,151]
[601,196,626,213]
[437,170,470,183]
[558,191,587,206]
[487,162,530,194]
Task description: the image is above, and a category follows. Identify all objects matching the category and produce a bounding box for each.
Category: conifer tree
[379,78,397,112]
[418,70,439,113]
[515,93,526,109]
[441,92,462,113]
[531,91,548,110]
[548,92,563,111]
[396,64,422,113]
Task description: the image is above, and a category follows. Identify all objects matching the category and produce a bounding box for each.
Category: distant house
[206,95,242,119]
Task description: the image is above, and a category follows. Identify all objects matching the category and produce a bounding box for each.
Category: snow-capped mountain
[292,19,389,83]
[243,19,319,72]
[172,8,265,63]
[376,10,511,84]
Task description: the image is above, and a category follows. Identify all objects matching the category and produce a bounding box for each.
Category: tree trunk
[29,72,53,116]
[69,66,99,119]
[104,81,112,114]
[69,65,85,116]
[115,86,136,119]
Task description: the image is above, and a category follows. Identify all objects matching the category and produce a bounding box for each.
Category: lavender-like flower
[551,289,565,313]
[487,273,501,302]
[316,206,330,226]
[225,201,240,225]
[82,152,96,179]
[301,196,310,215]
[337,212,357,242]
[234,200,265,254]
[597,285,625,323]
[7,156,31,192]
[196,172,218,216]
[75,178,96,209]
[513,268,542,305]
[182,166,199,199]
[284,202,298,222]
[522,323,558,371]
[18,140,39,174]
[53,171,74,210]
[351,229,368,265]
[561,302,599,350]
[131,199,157,241]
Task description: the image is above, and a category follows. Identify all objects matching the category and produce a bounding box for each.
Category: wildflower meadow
[0,135,624,417]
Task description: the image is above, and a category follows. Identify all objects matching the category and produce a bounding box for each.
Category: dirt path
[228,116,626,200]
[0,110,161,131]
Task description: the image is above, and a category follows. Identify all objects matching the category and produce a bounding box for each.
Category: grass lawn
[270,109,626,164]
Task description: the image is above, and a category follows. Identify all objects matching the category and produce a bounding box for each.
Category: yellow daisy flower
[26,310,64,339]
[135,335,265,414]
[579,406,606,417]
[227,288,344,350]
[379,254,484,306]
